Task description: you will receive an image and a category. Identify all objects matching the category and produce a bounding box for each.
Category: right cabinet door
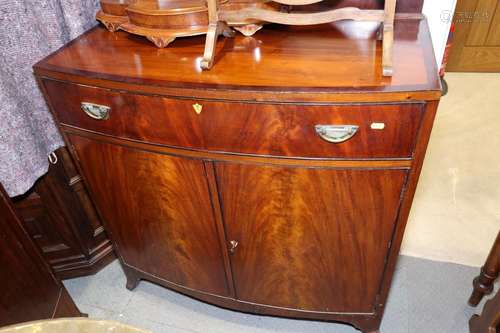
[215,162,408,313]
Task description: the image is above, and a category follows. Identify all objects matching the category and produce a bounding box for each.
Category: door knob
[229,240,239,254]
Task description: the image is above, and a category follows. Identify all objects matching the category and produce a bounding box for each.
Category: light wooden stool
[200,0,397,76]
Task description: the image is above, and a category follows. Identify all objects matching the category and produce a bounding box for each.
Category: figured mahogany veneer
[217,164,408,313]
[44,80,424,159]
[69,135,230,296]
[34,18,440,333]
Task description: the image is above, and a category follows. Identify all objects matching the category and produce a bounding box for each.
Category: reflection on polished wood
[34,15,440,333]
[201,0,398,75]
[69,135,230,296]
[96,0,279,47]
[34,20,439,102]
[43,79,424,159]
[217,164,408,312]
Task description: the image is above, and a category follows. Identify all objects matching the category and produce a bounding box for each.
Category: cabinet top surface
[35,18,440,100]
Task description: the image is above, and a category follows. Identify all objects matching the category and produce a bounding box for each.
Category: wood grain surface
[44,80,424,159]
[68,134,230,296]
[216,162,408,313]
[33,11,440,332]
[34,19,440,101]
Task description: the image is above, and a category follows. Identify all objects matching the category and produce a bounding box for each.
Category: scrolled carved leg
[468,231,500,307]
[96,12,127,32]
[234,24,263,37]
[147,36,176,48]
[102,21,122,32]
[201,21,234,70]
[122,265,141,291]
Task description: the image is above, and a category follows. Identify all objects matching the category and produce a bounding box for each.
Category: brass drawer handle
[81,102,111,120]
[315,125,359,143]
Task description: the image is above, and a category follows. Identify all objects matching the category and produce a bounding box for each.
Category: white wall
[422,0,458,68]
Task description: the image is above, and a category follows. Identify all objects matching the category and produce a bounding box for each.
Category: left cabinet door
[68,134,230,297]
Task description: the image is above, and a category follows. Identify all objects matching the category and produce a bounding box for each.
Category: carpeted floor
[400,73,500,267]
[64,256,491,333]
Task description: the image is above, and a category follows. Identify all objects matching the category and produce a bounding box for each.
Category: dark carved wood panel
[44,80,423,159]
[0,184,82,327]
[68,134,230,296]
[13,147,115,279]
[216,163,408,313]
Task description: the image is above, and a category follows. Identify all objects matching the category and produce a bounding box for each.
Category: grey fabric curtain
[0,0,99,196]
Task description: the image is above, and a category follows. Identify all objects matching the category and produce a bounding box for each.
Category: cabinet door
[216,163,408,313]
[69,135,229,296]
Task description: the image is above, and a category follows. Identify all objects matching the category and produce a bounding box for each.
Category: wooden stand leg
[468,232,500,307]
[382,0,396,77]
[201,0,234,70]
[382,24,394,76]
[201,23,219,70]
[201,22,234,70]
[122,265,141,291]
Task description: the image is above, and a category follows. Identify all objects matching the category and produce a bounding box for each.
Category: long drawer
[44,79,424,159]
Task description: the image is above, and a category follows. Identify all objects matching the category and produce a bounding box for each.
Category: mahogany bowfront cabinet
[34,17,441,333]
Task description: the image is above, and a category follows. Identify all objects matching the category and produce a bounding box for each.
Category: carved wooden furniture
[96,0,131,32]
[96,0,277,48]
[122,0,225,48]
[0,183,83,327]
[468,231,500,333]
[223,0,281,36]
[34,15,440,333]
[13,147,115,279]
[201,0,397,75]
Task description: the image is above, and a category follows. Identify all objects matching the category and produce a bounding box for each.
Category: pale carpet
[401,73,500,267]
[64,258,486,333]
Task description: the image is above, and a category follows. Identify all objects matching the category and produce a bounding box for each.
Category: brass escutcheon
[193,103,203,114]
